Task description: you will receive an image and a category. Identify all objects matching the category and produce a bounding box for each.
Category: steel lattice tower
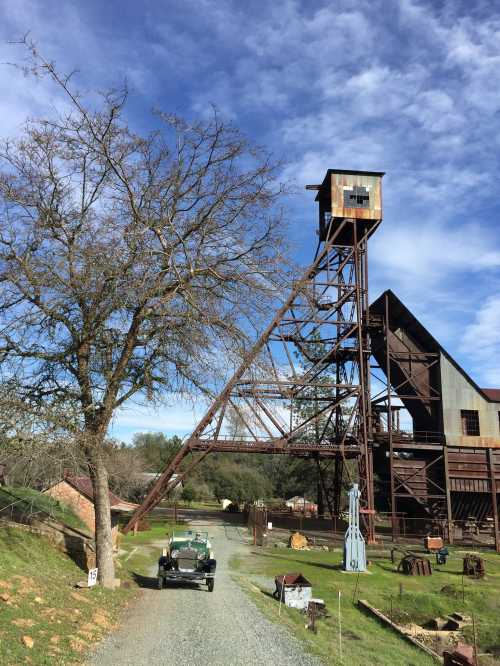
[124,169,384,539]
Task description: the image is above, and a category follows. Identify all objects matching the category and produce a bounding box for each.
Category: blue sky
[1,0,499,442]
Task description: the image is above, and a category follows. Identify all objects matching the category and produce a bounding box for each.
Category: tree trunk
[87,441,116,588]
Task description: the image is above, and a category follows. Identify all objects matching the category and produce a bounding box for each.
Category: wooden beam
[443,446,454,545]
[487,447,500,553]
[385,292,396,542]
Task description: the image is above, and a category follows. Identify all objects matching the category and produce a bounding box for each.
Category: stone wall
[0,516,96,571]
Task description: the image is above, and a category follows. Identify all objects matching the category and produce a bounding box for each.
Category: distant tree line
[119,431,332,506]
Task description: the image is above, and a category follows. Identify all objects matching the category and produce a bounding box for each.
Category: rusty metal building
[370,290,500,548]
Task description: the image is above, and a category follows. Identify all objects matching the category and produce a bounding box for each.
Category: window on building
[344,186,370,209]
[461,409,480,436]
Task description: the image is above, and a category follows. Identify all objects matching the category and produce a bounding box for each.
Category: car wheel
[207,578,214,592]
[157,576,164,590]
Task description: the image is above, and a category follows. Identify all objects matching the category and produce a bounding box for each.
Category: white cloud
[461,296,500,386]
[404,90,465,134]
[372,220,500,282]
[368,214,500,354]
[0,1,163,141]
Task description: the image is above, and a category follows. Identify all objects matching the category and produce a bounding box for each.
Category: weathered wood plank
[357,599,442,663]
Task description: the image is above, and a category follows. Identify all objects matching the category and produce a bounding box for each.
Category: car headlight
[171,551,178,559]
[197,552,205,560]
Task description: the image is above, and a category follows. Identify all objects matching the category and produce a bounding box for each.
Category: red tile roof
[481,388,500,402]
[64,475,123,507]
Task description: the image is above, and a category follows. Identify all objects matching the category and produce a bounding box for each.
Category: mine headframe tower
[124,169,385,539]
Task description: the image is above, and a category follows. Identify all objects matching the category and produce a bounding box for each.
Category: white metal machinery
[343,483,367,572]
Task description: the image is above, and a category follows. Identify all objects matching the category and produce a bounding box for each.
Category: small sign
[87,568,98,587]
[267,522,273,530]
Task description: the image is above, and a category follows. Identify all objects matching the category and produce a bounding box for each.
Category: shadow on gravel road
[131,572,158,589]
[132,571,210,592]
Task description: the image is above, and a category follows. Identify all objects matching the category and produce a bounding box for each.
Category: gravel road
[88,521,322,666]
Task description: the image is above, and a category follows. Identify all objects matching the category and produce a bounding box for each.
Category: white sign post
[87,568,98,587]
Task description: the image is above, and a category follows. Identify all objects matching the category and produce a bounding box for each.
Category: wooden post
[443,446,454,545]
[338,590,343,665]
[487,448,500,553]
[385,293,396,542]
[472,612,478,666]
[352,572,360,603]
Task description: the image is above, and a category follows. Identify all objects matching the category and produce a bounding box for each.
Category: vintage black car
[157,530,217,591]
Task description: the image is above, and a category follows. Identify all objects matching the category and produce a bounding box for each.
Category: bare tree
[0,386,85,489]
[0,43,287,586]
[101,439,149,502]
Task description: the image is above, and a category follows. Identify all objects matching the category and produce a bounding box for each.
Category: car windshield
[172,530,208,543]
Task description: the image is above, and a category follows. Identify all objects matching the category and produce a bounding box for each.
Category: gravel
[87,522,322,666]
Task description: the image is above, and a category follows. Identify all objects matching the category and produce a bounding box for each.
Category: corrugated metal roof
[371,290,500,404]
[64,475,123,507]
[481,388,500,402]
[275,573,311,586]
[111,501,139,512]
